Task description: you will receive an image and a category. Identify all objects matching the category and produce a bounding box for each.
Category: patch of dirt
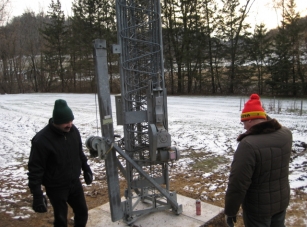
[0,172,307,227]
[0,167,306,227]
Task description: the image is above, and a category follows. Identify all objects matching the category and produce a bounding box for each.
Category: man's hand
[32,195,47,213]
[30,185,47,213]
[83,168,93,185]
[225,215,236,227]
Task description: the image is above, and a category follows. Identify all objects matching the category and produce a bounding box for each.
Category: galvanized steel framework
[87,0,182,225]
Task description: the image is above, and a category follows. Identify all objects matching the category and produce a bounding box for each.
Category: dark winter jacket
[28,119,90,190]
[225,118,292,217]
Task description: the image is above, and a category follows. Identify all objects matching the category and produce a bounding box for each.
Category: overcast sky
[8,0,307,30]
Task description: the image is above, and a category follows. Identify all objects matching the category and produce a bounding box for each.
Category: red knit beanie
[241,94,266,122]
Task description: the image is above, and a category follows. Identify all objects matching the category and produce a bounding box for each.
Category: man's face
[242,120,252,131]
[54,121,73,132]
[243,121,249,130]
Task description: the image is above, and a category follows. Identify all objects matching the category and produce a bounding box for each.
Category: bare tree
[0,0,10,26]
[217,0,255,94]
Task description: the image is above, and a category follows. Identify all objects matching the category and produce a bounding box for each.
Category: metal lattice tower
[87,0,182,225]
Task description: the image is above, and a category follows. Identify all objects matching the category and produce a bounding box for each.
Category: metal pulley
[157,146,180,162]
[85,136,107,159]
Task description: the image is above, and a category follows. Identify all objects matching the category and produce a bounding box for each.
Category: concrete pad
[87,194,224,227]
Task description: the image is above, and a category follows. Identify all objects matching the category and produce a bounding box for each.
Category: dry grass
[0,156,306,227]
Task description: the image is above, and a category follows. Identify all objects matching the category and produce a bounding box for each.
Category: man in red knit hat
[224,94,292,227]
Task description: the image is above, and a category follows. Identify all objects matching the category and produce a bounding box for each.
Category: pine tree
[246,24,271,95]
[40,0,68,92]
[283,0,305,95]
[70,0,117,92]
[268,0,304,96]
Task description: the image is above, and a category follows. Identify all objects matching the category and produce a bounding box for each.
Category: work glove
[32,194,48,213]
[225,215,236,227]
[83,166,93,185]
[30,186,47,213]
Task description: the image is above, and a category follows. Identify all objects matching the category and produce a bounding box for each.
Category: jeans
[243,210,286,227]
[46,179,88,227]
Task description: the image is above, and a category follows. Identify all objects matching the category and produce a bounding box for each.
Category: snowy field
[0,93,307,221]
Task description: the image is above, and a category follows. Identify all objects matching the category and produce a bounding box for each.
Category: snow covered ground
[0,93,307,220]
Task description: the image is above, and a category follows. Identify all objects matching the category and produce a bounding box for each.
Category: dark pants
[243,210,286,227]
[46,179,88,227]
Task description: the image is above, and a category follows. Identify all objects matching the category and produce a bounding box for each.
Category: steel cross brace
[111,143,182,214]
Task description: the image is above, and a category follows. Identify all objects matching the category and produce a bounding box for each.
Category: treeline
[0,0,307,96]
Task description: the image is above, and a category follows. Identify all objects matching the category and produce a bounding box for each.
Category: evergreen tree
[40,0,68,92]
[268,0,304,96]
[283,0,305,95]
[245,24,271,95]
[70,0,117,92]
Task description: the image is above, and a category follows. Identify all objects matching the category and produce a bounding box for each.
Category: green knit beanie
[52,99,74,124]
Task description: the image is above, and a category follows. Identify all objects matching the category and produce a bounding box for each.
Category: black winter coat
[28,119,89,190]
[225,118,292,217]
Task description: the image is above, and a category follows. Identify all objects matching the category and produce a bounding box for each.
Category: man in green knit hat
[28,99,93,227]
